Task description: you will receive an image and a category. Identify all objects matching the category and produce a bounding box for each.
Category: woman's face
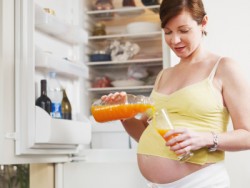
[163,10,206,59]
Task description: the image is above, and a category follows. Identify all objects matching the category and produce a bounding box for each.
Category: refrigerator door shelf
[35,4,87,45]
[35,50,89,78]
[35,106,91,147]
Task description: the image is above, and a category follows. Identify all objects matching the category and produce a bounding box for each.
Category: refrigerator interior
[31,0,164,186]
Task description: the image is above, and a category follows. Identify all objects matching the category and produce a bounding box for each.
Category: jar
[92,22,106,36]
[93,0,114,18]
[122,0,136,7]
[94,0,114,11]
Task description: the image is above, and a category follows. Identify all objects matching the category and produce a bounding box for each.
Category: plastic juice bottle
[91,94,154,123]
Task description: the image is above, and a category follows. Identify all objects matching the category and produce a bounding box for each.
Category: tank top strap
[154,69,165,90]
[208,57,223,81]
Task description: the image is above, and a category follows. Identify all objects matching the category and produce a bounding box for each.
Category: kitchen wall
[30,164,54,188]
[206,1,250,186]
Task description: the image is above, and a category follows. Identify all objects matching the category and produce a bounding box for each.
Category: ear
[201,15,208,28]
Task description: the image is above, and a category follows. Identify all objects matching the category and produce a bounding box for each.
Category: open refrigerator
[1,0,250,187]
[1,0,167,187]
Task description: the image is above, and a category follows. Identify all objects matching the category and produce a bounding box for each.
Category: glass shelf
[88,31,161,41]
[88,85,154,94]
[86,57,163,66]
[86,5,160,16]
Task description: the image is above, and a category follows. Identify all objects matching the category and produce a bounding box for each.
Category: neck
[180,44,208,65]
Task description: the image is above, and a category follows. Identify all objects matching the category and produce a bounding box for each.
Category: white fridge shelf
[35,4,87,45]
[88,31,161,41]
[88,85,154,94]
[35,51,89,78]
[86,4,160,16]
[35,106,91,146]
[86,58,163,66]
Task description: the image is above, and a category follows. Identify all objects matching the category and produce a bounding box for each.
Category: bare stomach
[137,154,212,184]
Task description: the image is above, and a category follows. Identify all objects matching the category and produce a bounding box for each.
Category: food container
[111,79,144,87]
[126,21,160,34]
[92,22,106,36]
[91,94,154,123]
[89,51,111,62]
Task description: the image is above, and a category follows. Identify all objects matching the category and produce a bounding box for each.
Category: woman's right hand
[101,91,127,104]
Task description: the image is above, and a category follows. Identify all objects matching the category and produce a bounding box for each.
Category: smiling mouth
[174,46,185,50]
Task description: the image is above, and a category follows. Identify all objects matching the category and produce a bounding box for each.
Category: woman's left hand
[164,129,211,155]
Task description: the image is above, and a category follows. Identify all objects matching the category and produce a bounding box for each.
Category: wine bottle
[35,79,52,115]
[61,89,72,120]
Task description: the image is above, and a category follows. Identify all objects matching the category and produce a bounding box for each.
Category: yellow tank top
[137,58,229,165]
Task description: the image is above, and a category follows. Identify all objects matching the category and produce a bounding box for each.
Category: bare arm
[216,57,250,151]
[121,114,149,142]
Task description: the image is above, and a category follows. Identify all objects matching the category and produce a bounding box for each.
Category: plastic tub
[126,21,160,34]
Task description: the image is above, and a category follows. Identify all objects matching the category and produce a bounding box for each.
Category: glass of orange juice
[154,108,193,162]
[91,94,154,123]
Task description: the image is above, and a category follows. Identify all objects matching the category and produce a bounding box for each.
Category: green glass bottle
[61,89,72,120]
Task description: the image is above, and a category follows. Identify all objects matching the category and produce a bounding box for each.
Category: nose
[170,34,181,44]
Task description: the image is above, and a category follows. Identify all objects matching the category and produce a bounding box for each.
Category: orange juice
[91,103,153,123]
[157,129,178,142]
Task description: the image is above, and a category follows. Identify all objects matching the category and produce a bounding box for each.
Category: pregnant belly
[137,154,211,184]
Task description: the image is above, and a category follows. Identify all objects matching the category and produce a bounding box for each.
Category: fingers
[164,129,193,155]
[165,129,188,146]
[101,92,127,104]
[171,143,192,155]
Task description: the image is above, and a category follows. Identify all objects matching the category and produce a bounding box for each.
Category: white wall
[204,0,250,79]
[203,1,250,187]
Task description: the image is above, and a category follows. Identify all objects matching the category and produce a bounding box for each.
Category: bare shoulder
[217,57,249,86]
[217,57,247,81]
[218,57,238,71]
[156,67,172,79]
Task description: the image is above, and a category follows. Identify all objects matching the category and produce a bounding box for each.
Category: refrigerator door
[16,0,91,156]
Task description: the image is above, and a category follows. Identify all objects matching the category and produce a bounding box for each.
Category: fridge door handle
[5,132,17,140]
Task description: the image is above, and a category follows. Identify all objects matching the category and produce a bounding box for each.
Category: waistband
[147,162,230,188]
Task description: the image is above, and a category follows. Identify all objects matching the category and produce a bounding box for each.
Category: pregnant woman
[101,0,250,187]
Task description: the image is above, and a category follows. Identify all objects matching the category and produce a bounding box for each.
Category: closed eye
[164,31,172,35]
[180,30,189,34]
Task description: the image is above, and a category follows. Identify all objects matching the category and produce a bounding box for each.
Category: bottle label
[51,102,62,118]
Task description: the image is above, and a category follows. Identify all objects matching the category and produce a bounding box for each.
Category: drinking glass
[153,108,193,162]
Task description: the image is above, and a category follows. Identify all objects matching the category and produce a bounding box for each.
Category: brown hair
[159,0,207,35]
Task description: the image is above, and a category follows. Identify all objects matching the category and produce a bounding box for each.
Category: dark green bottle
[61,89,72,120]
[35,80,52,115]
